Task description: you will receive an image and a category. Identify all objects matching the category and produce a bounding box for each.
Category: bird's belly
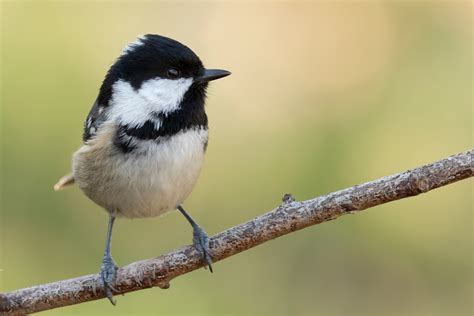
[73,127,208,218]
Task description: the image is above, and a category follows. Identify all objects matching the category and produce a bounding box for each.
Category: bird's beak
[196,69,231,83]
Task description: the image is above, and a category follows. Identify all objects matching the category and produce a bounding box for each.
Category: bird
[54,34,231,304]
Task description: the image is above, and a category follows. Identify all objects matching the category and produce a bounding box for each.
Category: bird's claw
[100,256,118,305]
[192,225,213,272]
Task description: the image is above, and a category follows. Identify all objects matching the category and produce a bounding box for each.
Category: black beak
[196,69,231,82]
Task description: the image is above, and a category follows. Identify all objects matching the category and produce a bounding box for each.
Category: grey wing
[55,100,108,190]
[82,100,109,142]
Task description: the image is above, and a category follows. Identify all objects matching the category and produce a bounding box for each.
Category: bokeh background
[1,1,472,315]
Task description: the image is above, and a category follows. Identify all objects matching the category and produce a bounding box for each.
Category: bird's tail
[54,173,75,191]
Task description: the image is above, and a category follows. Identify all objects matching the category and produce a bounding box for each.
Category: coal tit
[55,34,230,304]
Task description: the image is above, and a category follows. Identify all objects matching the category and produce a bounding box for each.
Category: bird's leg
[100,215,118,305]
[177,205,213,272]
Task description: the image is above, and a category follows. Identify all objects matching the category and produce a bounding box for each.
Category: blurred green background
[1,1,472,315]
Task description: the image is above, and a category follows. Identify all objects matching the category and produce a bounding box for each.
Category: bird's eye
[167,68,180,79]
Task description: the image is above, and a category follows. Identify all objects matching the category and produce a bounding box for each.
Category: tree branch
[1,150,472,315]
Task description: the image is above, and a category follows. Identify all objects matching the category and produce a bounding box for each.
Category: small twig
[1,150,472,315]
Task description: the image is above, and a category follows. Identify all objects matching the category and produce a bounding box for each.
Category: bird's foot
[100,256,118,305]
[192,225,213,272]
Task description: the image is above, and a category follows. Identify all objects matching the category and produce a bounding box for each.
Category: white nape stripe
[122,36,145,55]
[108,78,193,127]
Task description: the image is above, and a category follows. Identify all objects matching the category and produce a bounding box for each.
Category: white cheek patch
[139,77,193,113]
[108,78,193,127]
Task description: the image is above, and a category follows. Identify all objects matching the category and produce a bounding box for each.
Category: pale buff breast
[72,123,208,218]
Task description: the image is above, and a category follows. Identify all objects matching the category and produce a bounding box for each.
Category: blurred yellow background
[1,1,472,315]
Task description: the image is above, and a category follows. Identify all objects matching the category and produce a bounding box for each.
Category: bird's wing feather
[55,99,110,191]
[83,100,109,142]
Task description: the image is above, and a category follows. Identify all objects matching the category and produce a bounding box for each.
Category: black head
[97,34,230,106]
[116,34,204,89]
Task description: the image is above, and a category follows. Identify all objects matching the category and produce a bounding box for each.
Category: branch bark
[1,150,472,315]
